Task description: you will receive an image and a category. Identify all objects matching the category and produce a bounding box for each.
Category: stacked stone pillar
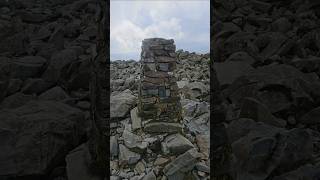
[138,38,182,133]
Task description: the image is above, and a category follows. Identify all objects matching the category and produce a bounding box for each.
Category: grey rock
[142,171,156,180]
[65,144,100,180]
[21,78,53,95]
[76,101,90,110]
[42,49,79,83]
[195,162,210,173]
[299,106,320,125]
[0,92,34,109]
[162,133,194,155]
[239,97,286,128]
[122,129,147,151]
[2,56,47,80]
[144,122,182,133]
[6,79,22,96]
[196,134,209,159]
[119,144,141,165]
[0,100,86,177]
[110,90,137,120]
[110,136,118,158]
[163,148,201,179]
[130,107,141,131]
[214,61,253,85]
[39,86,69,101]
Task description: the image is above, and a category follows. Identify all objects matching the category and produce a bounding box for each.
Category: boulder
[110,90,137,120]
[65,144,100,180]
[21,78,54,95]
[0,92,34,109]
[6,79,22,96]
[0,100,86,177]
[162,133,194,155]
[42,49,79,83]
[163,148,201,180]
[39,86,69,101]
[119,144,141,165]
[0,56,47,80]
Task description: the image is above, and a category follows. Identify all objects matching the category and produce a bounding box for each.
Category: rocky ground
[110,50,210,180]
[0,0,99,179]
[213,0,320,179]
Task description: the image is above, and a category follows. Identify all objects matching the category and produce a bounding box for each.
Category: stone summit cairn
[137,38,183,133]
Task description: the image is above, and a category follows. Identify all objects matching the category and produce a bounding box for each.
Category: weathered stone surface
[111,90,137,120]
[39,86,69,101]
[162,133,194,155]
[131,107,141,131]
[110,136,118,158]
[21,78,53,95]
[214,61,253,85]
[0,100,86,177]
[2,56,47,80]
[143,122,182,133]
[239,97,286,127]
[119,144,141,165]
[65,143,100,180]
[299,106,320,125]
[0,92,34,109]
[142,171,156,180]
[163,148,201,179]
[42,49,79,83]
[6,79,22,96]
[196,134,209,159]
[122,129,147,151]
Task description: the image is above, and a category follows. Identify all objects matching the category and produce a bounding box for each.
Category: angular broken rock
[142,171,156,180]
[119,144,141,165]
[65,144,100,180]
[163,148,201,179]
[144,122,182,133]
[110,136,118,158]
[214,61,253,86]
[110,90,137,120]
[131,107,141,131]
[299,106,320,125]
[239,97,286,128]
[122,129,147,151]
[162,133,194,155]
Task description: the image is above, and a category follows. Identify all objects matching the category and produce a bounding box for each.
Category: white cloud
[110,0,210,60]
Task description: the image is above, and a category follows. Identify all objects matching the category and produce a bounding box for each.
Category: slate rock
[163,148,201,179]
[119,144,141,165]
[299,106,320,125]
[65,144,100,180]
[4,56,47,80]
[21,78,54,95]
[39,86,69,101]
[142,171,156,180]
[130,107,141,131]
[110,136,118,158]
[0,92,34,109]
[162,133,194,155]
[110,90,137,120]
[6,79,22,96]
[239,97,286,127]
[0,100,86,177]
[144,122,182,133]
[214,61,253,86]
[42,49,79,83]
[122,129,147,151]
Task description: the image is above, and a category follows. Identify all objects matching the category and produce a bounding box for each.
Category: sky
[110,0,210,61]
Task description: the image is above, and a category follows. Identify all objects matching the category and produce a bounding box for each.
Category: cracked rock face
[213,0,320,179]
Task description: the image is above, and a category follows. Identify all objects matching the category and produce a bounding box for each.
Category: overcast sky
[110,0,210,61]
